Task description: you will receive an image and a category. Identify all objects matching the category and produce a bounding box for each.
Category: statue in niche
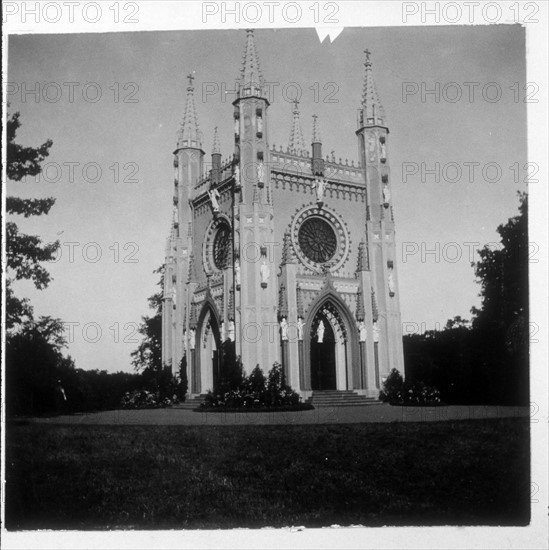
[380,140,387,160]
[388,268,395,296]
[170,287,176,307]
[312,177,327,204]
[228,320,235,342]
[260,259,270,286]
[358,321,367,342]
[234,164,240,186]
[257,160,264,183]
[280,317,288,341]
[316,320,325,343]
[257,115,263,134]
[372,321,380,343]
[208,188,221,213]
[234,118,239,137]
[234,258,241,287]
[383,184,391,207]
[296,317,305,341]
[189,328,196,350]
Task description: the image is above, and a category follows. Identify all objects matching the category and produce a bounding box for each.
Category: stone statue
[234,258,241,286]
[383,184,391,206]
[234,164,240,185]
[208,189,221,213]
[234,118,239,136]
[388,269,395,295]
[372,321,380,343]
[189,328,196,350]
[228,320,235,342]
[316,320,325,343]
[358,321,367,342]
[280,317,288,341]
[296,317,305,341]
[257,115,263,134]
[312,177,327,203]
[380,141,387,159]
[170,287,176,307]
[260,260,270,285]
[221,322,226,342]
[257,160,264,183]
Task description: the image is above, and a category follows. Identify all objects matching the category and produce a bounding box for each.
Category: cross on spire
[187,73,195,87]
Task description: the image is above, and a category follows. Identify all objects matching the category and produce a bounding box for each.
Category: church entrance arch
[306,296,356,391]
[196,305,222,394]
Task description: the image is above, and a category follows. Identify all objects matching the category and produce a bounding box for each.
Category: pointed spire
[177,72,202,149]
[212,126,221,154]
[288,100,306,154]
[312,114,322,143]
[239,29,264,95]
[361,50,386,126]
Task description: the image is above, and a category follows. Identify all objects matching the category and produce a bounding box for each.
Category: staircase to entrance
[306,390,378,407]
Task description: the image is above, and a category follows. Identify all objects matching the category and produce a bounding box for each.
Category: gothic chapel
[162,30,404,401]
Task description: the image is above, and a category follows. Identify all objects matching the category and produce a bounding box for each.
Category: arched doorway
[197,306,222,394]
[308,299,352,391]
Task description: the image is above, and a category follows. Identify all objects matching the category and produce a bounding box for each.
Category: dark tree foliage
[5,111,59,329]
[404,194,529,405]
[131,265,164,372]
[7,111,53,181]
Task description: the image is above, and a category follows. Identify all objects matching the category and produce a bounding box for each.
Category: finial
[288,100,306,154]
[212,126,220,154]
[312,114,322,143]
[187,72,195,88]
[363,49,371,67]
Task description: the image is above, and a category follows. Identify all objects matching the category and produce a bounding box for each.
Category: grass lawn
[5,418,529,530]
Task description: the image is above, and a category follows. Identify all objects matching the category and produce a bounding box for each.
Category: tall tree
[470,192,529,403]
[5,111,59,329]
[131,265,164,372]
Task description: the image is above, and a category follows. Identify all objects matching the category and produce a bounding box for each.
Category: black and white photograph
[2,1,547,549]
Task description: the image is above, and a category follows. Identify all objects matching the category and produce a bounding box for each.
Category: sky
[6,24,528,373]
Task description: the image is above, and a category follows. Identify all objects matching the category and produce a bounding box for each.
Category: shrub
[200,363,304,411]
[379,368,404,403]
[121,390,173,409]
[379,369,441,406]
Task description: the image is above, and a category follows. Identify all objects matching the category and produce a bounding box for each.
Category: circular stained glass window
[213,225,232,270]
[298,217,337,264]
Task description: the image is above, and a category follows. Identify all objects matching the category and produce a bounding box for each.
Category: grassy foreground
[5,418,529,529]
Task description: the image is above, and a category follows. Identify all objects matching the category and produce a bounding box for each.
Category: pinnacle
[288,100,307,154]
[212,126,221,154]
[177,71,202,149]
[239,29,265,95]
[361,50,386,125]
[312,114,322,143]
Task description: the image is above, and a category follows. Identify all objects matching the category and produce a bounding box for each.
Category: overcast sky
[7,25,528,373]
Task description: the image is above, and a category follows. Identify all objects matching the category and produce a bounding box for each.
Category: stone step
[306,390,379,407]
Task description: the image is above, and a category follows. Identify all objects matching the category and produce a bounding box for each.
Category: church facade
[162,30,404,399]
